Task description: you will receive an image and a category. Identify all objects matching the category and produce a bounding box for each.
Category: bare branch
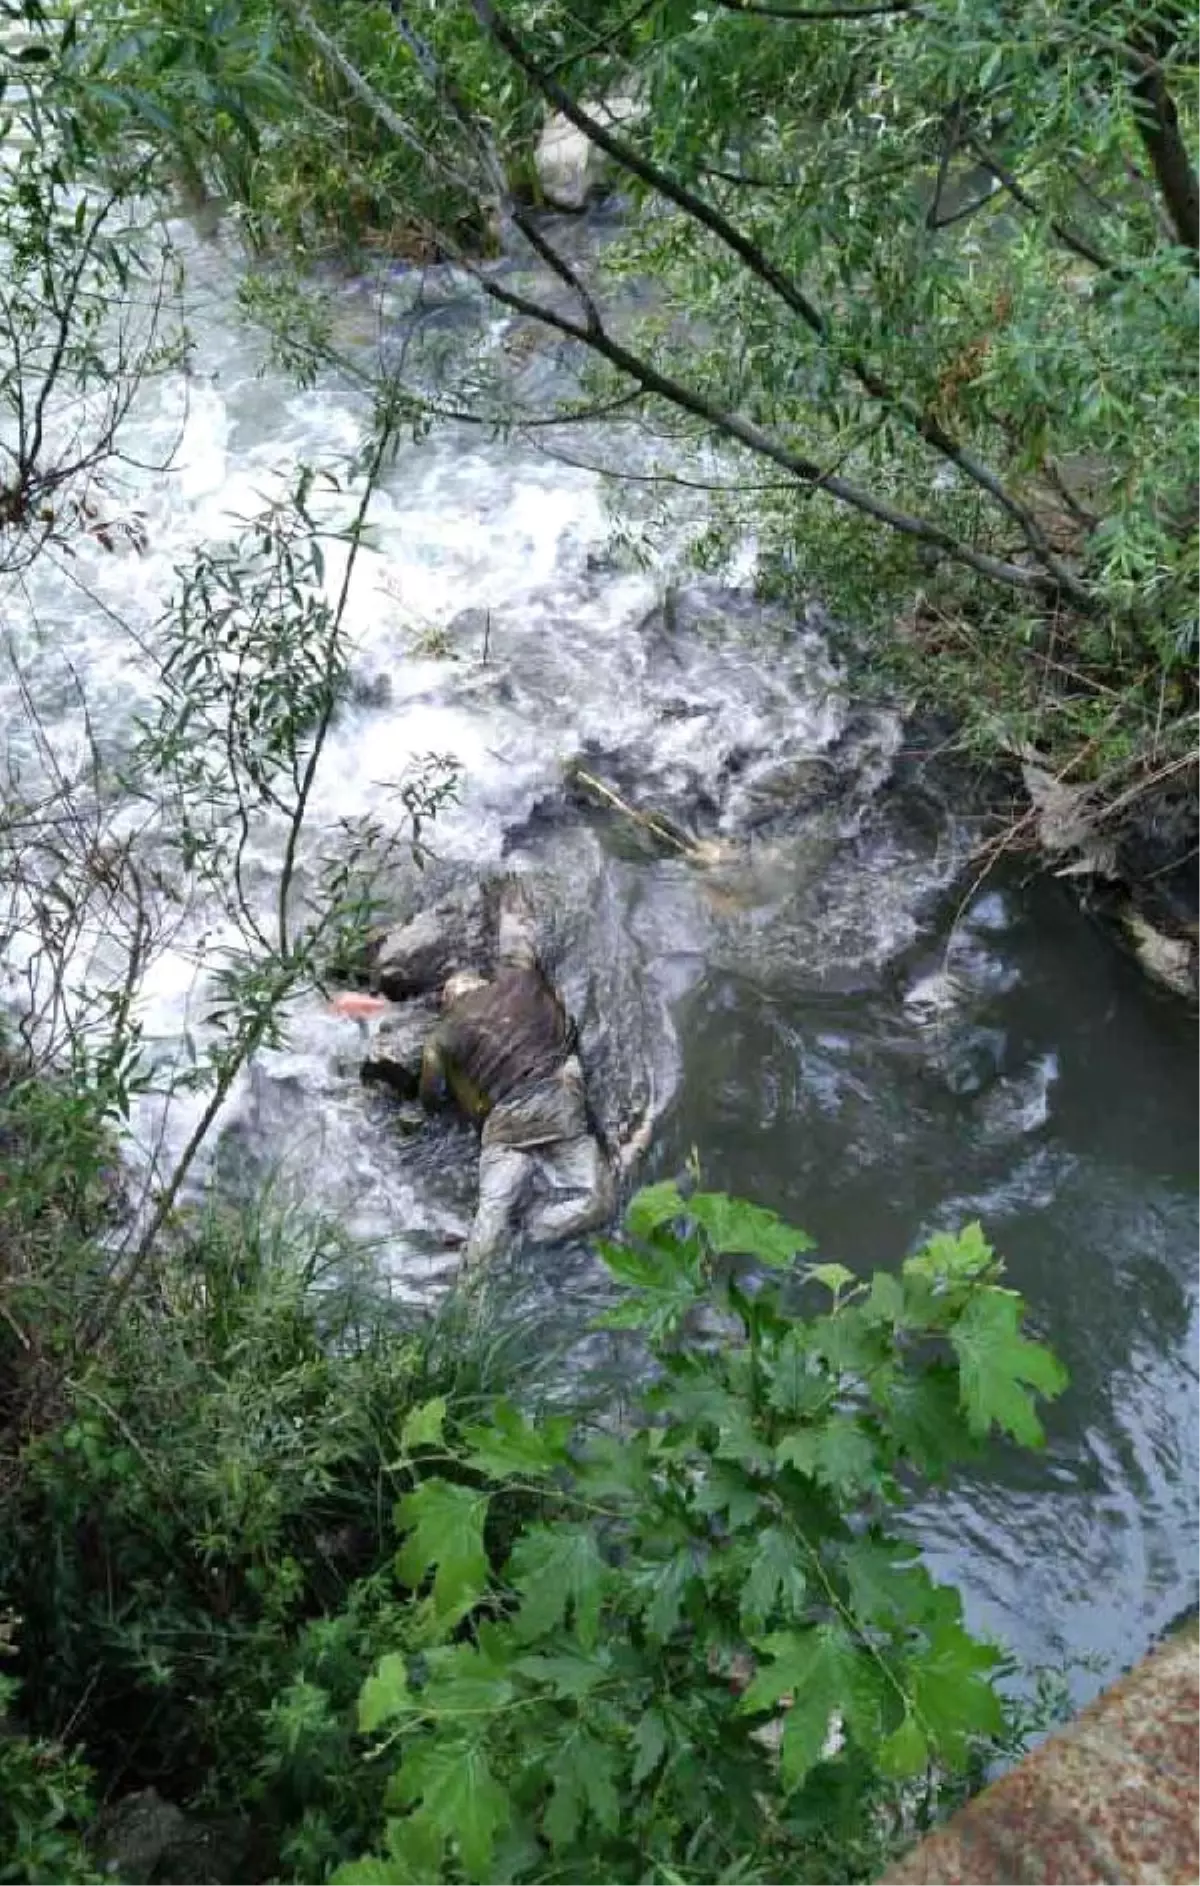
[712,0,913,18]
[1128,41,1198,253]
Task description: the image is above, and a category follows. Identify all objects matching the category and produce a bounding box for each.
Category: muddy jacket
[419,968,576,1131]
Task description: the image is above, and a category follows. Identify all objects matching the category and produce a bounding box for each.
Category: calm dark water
[660,866,1199,1705]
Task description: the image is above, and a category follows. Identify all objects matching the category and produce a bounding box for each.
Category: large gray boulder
[370,884,492,999]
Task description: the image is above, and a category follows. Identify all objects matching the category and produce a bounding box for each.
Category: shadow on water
[659,862,1199,1702]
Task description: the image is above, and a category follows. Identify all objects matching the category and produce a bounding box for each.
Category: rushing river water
[2,218,1196,1718]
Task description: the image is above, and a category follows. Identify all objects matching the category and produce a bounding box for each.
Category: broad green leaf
[905,1220,996,1286]
[596,1236,676,1292]
[740,1625,860,1789]
[625,1180,686,1238]
[767,1331,832,1418]
[904,1620,1005,1761]
[873,1366,979,1472]
[419,1642,514,1713]
[358,1651,413,1734]
[510,1523,607,1649]
[665,1378,772,1471]
[949,1289,1068,1444]
[807,1306,890,1377]
[692,1460,763,1529]
[331,1862,404,1885]
[543,1731,620,1847]
[862,1271,906,1325]
[512,1651,608,1698]
[687,1190,813,1266]
[806,1261,857,1296]
[740,1525,808,1631]
[461,1400,570,1479]
[631,1707,669,1786]
[393,1739,509,1882]
[643,1550,694,1642]
[399,1396,446,1452]
[775,1415,879,1495]
[838,1537,956,1634]
[878,1713,930,1778]
[395,1480,490,1620]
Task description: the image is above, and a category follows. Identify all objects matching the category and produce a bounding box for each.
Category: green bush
[0,1673,100,1886]
[331,1186,1067,1885]
[0,1172,568,1880]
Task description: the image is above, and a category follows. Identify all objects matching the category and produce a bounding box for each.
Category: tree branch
[472,0,1094,605]
[713,0,913,18]
[964,134,1115,272]
[474,264,1072,598]
[1127,42,1198,253]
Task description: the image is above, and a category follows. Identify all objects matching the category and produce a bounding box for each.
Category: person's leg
[525,1135,615,1245]
[464,1144,533,1271]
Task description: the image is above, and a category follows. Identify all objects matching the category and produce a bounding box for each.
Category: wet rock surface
[93,1788,252,1885]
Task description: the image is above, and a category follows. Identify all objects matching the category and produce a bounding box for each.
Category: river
[1,214,1196,1721]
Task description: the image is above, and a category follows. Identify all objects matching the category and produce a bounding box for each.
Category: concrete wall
[882,1624,1199,1885]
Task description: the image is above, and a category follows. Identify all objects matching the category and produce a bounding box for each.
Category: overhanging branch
[471,0,1094,606]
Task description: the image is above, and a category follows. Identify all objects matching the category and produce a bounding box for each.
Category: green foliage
[111,0,1194,824]
[334,1191,1066,1885]
[0,1675,100,1886]
[0,1172,568,1883]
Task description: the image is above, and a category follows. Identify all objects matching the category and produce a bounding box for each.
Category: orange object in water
[328,991,393,1021]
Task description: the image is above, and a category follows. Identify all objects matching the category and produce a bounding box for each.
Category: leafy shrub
[0,1673,100,1886]
[0,1186,569,1880]
[334,1186,1067,1885]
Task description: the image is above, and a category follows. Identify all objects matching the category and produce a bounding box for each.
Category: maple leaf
[510,1522,608,1649]
[687,1191,814,1266]
[358,1652,412,1734]
[739,1525,808,1631]
[775,1415,879,1495]
[903,1619,1005,1761]
[949,1289,1067,1444]
[393,1738,509,1882]
[395,1480,490,1620]
[739,1624,861,1788]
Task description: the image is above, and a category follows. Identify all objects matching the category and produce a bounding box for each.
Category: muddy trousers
[464,1135,614,1271]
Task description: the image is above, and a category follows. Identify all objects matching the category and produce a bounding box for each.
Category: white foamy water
[0,222,967,1286]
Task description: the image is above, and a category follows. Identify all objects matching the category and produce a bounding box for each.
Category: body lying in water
[332,883,648,1270]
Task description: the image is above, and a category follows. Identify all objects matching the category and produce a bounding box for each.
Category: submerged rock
[360,1001,436,1097]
